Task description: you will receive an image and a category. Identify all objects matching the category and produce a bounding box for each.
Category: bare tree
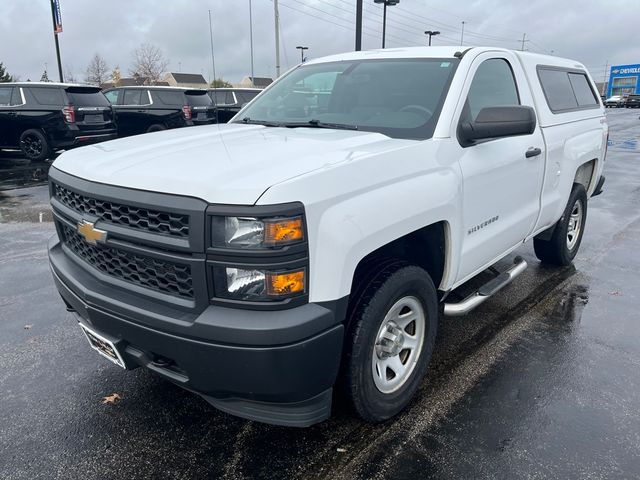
[85,53,109,86]
[130,43,169,84]
[64,64,77,83]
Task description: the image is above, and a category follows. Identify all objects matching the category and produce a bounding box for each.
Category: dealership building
[607,64,640,97]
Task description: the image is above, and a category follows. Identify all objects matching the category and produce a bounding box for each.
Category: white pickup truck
[48,47,607,427]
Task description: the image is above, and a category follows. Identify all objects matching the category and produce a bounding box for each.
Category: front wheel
[534,184,587,266]
[343,264,438,422]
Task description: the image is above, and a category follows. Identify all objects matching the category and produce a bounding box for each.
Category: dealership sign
[610,64,640,77]
[52,0,62,33]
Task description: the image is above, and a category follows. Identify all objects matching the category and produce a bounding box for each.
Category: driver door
[455,53,546,282]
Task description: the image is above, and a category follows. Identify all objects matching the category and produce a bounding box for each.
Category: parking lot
[1,108,639,479]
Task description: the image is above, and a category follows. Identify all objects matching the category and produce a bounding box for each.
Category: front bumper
[49,236,344,427]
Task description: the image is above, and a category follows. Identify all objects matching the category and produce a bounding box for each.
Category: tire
[534,184,587,266]
[343,263,438,422]
[19,129,51,162]
[146,124,167,133]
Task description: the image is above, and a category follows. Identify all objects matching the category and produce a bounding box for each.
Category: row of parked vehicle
[603,94,640,108]
[0,82,261,161]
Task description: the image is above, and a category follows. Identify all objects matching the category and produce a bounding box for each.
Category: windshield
[233,58,459,139]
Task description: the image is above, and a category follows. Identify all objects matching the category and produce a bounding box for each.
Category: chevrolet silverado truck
[48,47,607,427]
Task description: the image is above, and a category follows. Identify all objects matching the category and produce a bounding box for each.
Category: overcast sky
[1,0,638,85]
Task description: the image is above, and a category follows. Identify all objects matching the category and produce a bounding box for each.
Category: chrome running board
[443,256,528,316]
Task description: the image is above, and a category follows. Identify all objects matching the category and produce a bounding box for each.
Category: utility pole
[602,61,609,96]
[296,46,308,63]
[520,33,528,51]
[460,21,466,46]
[208,10,217,85]
[355,0,363,51]
[249,0,255,87]
[382,2,387,48]
[274,0,281,77]
[425,30,440,46]
[49,0,63,82]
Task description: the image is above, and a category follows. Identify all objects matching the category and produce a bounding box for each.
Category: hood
[53,124,403,204]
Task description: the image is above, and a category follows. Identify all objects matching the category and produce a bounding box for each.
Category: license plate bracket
[83,114,103,123]
[79,323,126,369]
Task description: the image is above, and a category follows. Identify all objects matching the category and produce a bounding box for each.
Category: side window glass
[225,92,236,105]
[30,87,64,105]
[568,73,598,107]
[123,89,142,106]
[538,69,578,111]
[0,87,13,106]
[466,58,520,120]
[104,90,119,104]
[212,91,225,104]
[11,87,23,106]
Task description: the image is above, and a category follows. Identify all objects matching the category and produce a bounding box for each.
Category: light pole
[424,30,440,46]
[374,0,399,49]
[460,21,466,46]
[249,0,255,87]
[296,46,308,63]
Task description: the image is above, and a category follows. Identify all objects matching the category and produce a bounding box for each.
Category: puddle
[0,156,53,191]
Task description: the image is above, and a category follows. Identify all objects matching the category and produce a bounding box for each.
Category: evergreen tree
[40,69,50,82]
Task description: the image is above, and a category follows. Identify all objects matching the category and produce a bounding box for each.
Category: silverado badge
[77,220,107,245]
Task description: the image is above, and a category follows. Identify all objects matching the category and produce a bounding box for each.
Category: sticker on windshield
[440,62,451,68]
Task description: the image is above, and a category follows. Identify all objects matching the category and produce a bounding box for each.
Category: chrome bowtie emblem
[77,220,107,245]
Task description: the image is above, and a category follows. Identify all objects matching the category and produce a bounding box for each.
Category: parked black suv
[0,83,116,162]
[103,87,216,137]
[625,94,640,108]
[207,88,261,123]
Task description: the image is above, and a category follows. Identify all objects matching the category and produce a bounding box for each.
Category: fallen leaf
[610,291,622,296]
[336,448,347,453]
[102,393,122,404]
[23,324,33,330]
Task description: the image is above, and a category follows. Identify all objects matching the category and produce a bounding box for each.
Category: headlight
[211,215,304,249]
[212,266,306,302]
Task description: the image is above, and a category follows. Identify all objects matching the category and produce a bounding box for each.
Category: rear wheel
[534,184,587,266]
[19,129,51,162]
[344,263,438,422]
[146,124,167,133]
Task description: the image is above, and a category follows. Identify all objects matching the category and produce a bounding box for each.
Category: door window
[122,89,143,105]
[465,58,520,121]
[0,87,13,106]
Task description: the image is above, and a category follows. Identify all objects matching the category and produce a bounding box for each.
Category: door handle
[525,147,542,158]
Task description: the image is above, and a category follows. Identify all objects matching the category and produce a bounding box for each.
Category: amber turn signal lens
[264,217,304,246]
[267,270,305,297]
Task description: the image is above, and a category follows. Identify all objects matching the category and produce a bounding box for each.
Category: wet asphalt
[1,109,639,479]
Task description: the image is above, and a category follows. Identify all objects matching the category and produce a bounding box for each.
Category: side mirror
[459,105,536,145]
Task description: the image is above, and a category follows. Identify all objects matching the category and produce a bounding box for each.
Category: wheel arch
[573,158,598,196]
[345,221,450,326]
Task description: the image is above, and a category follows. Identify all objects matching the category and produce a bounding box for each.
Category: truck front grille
[61,224,194,299]
[53,183,190,238]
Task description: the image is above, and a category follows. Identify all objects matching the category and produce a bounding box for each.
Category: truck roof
[305,46,587,71]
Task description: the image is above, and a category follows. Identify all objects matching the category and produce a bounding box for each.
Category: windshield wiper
[282,119,359,131]
[239,117,283,127]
